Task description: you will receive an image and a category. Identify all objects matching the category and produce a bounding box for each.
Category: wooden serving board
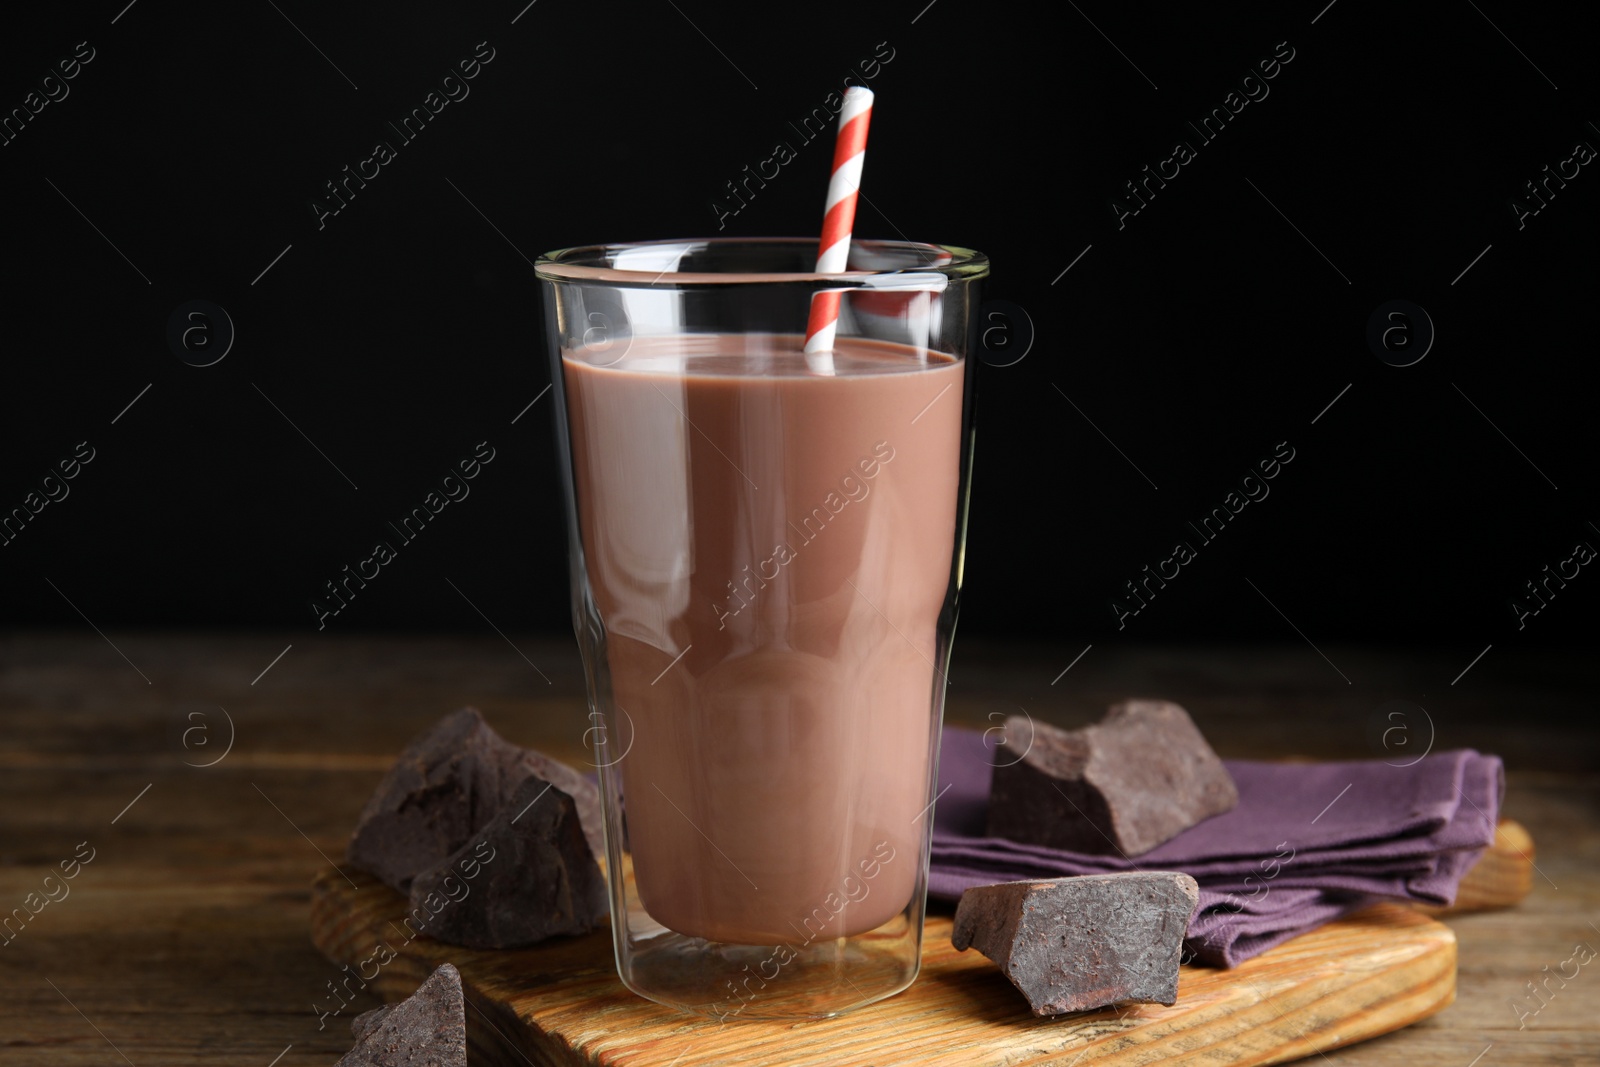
[310,820,1532,1067]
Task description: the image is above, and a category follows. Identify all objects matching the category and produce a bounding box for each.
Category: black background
[1,0,1593,654]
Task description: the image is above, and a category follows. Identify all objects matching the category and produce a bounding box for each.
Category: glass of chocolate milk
[536,238,986,1019]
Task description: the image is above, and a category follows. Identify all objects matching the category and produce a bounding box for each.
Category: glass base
[618,915,922,1021]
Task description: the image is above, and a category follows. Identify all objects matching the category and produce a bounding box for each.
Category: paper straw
[803,86,874,355]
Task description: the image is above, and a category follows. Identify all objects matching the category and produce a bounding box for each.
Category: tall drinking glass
[536,238,986,1019]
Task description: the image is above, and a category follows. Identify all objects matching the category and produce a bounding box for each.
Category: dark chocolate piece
[520,746,605,862]
[348,1003,391,1043]
[406,774,608,948]
[346,707,603,890]
[987,700,1237,856]
[338,962,466,1067]
[951,872,1199,1016]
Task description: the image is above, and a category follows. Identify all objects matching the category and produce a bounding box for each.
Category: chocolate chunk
[952,872,1199,1016]
[348,1003,392,1043]
[987,701,1237,856]
[523,748,606,861]
[346,707,604,891]
[406,774,608,948]
[337,962,466,1067]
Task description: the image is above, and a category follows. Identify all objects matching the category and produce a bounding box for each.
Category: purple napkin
[929,726,1503,966]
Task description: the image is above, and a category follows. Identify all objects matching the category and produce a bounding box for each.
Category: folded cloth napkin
[929,726,1504,966]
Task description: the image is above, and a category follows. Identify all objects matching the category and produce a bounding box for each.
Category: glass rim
[534,237,988,287]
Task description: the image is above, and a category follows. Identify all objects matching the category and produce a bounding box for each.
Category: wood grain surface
[307,869,1485,1067]
[1,634,1595,1065]
[304,818,1529,1066]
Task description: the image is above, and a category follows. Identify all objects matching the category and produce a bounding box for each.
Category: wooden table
[1,634,1594,1065]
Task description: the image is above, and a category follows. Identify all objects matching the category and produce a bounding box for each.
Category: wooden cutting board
[309,820,1531,1067]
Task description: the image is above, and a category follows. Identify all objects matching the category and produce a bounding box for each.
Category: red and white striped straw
[803,86,874,354]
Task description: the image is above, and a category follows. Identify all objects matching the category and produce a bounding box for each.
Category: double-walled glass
[536,238,986,1019]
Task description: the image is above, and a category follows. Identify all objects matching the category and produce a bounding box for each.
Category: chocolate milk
[562,332,964,945]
